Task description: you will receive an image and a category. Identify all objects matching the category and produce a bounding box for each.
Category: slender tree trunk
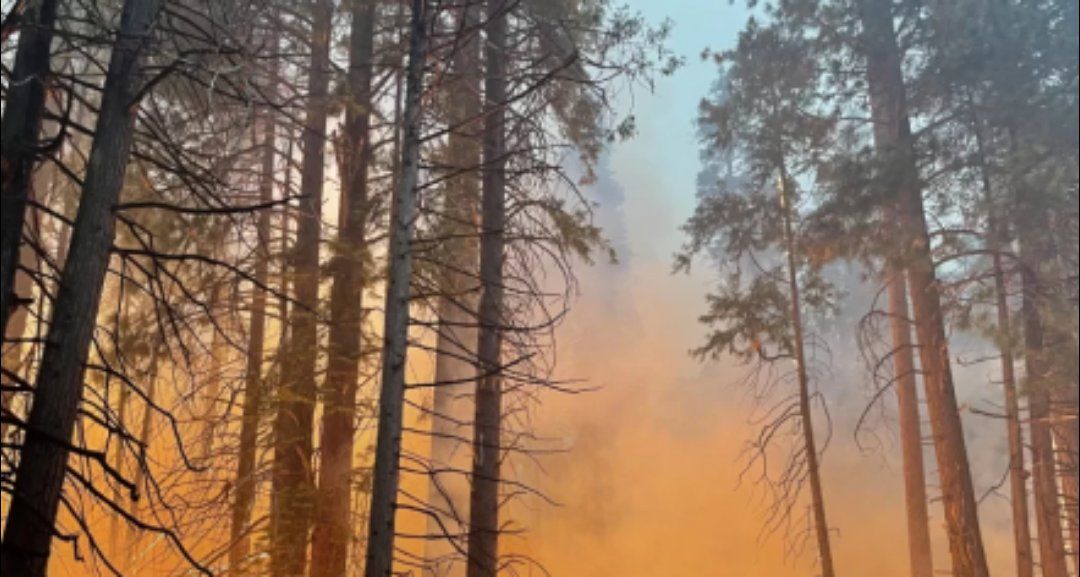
[1019,232,1071,577]
[309,1,376,576]
[268,0,333,574]
[0,0,160,573]
[464,3,509,575]
[857,2,991,575]
[1,197,37,445]
[994,249,1037,577]
[973,122,1036,577]
[1053,389,1078,575]
[427,4,483,575]
[228,97,277,575]
[128,341,161,554]
[200,282,226,460]
[0,0,58,338]
[886,265,935,577]
[110,368,131,563]
[777,174,837,577]
[364,0,430,575]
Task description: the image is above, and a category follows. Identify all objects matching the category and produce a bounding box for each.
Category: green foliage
[679,19,839,364]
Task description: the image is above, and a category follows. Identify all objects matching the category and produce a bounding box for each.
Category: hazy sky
[611,0,747,264]
[512,2,1018,575]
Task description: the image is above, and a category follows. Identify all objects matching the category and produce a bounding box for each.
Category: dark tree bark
[364,0,430,574]
[0,0,161,573]
[309,0,376,575]
[0,0,59,338]
[857,1,991,575]
[886,265,935,577]
[426,3,483,575]
[269,0,334,575]
[228,97,277,574]
[1,192,37,445]
[199,281,227,461]
[465,3,508,574]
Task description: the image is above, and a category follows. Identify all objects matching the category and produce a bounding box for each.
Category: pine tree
[269,0,334,574]
[855,0,991,572]
[680,21,839,575]
[364,1,431,574]
[0,0,59,337]
[0,0,162,573]
[310,0,377,574]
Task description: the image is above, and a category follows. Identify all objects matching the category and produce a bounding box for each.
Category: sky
[507,1,1019,575]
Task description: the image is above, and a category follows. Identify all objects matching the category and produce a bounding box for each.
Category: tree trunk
[0,0,160,573]
[228,95,277,574]
[268,0,333,574]
[1053,387,1078,575]
[464,3,509,575]
[200,282,227,461]
[886,265,935,577]
[778,174,837,577]
[975,128,1036,577]
[994,249,1036,577]
[1018,232,1070,577]
[0,0,58,338]
[309,1,375,575]
[427,4,483,575]
[1,197,37,445]
[857,2,991,575]
[364,0,430,575]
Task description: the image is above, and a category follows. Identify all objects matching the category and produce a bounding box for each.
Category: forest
[0,0,1076,576]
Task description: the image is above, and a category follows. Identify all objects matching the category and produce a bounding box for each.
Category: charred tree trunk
[778,173,837,577]
[309,1,376,575]
[0,0,58,338]
[268,0,333,575]
[1,194,38,445]
[0,0,160,573]
[228,96,277,574]
[857,2,991,574]
[427,3,483,575]
[464,3,509,575]
[364,0,430,575]
[886,265,935,577]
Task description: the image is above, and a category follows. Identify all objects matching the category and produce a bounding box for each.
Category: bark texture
[858,1,991,574]
[982,166,1035,577]
[1055,388,1079,576]
[0,0,160,573]
[268,0,333,574]
[464,3,509,575]
[228,97,276,574]
[1019,234,1070,577]
[309,0,376,575]
[0,0,59,338]
[994,253,1036,577]
[364,0,430,574]
[886,265,935,577]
